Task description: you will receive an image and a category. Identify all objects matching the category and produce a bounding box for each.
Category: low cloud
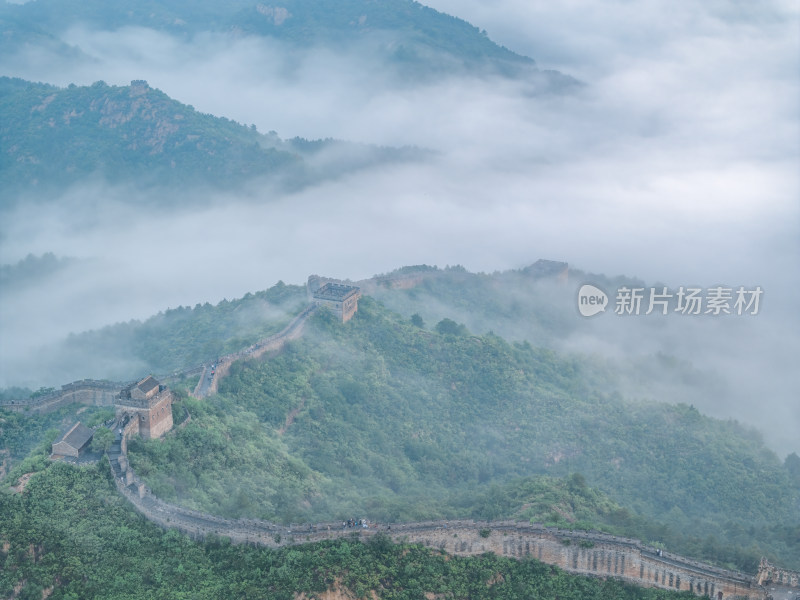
[1,1,797,454]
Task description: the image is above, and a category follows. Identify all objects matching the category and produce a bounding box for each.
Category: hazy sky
[1,0,798,453]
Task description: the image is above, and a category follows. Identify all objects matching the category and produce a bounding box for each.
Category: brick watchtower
[312,282,361,322]
[116,376,173,439]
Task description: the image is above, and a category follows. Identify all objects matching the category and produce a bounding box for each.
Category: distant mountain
[0,77,420,202]
[0,0,575,84]
[0,8,84,58]
[0,77,297,198]
[0,252,75,291]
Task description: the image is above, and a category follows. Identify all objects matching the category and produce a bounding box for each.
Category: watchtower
[312,282,361,322]
[116,376,173,439]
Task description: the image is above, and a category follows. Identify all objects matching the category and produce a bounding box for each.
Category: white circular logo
[577,284,608,317]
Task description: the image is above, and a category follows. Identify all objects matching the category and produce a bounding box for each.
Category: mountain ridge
[0,76,424,203]
[0,76,298,197]
[1,0,535,73]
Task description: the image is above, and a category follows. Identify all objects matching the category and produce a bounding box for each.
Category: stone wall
[107,425,767,600]
[340,293,359,322]
[116,390,173,441]
[0,380,122,414]
[109,475,768,600]
[395,525,760,600]
[197,305,316,398]
[358,269,440,292]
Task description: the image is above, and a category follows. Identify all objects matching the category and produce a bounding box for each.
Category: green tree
[435,318,467,336]
[90,427,114,454]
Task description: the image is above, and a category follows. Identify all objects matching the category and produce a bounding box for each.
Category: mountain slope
[0,77,420,202]
[0,77,299,198]
[125,297,799,570]
[0,462,690,600]
[0,0,576,83]
[3,276,797,569]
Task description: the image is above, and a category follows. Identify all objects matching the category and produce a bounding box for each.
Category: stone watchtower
[312,282,362,322]
[116,376,173,439]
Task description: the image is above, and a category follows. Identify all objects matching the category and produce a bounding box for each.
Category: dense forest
[121,297,799,571]
[366,265,754,420]
[0,459,697,600]
[4,274,797,574]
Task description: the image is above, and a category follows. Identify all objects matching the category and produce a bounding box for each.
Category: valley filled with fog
[1,0,797,456]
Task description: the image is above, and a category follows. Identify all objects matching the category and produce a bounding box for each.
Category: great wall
[0,306,318,413]
[192,303,317,398]
[104,419,797,600]
[3,270,799,599]
[0,379,122,414]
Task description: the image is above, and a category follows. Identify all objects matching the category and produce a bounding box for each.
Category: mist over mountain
[0,0,798,563]
[1,0,797,453]
[0,1,799,597]
[0,0,578,85]
[0,76,427,203]
[0,77,298,199]
[0,251,74,289]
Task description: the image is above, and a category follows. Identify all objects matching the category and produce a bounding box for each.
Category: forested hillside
[43,281,307,383]
[366,265,751,422]
[0,77,298,197]
[0,253,74,290]
[0,78,421,203]
[0,461,696,600]
[0,0,558,80]
[125,297,800,571]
